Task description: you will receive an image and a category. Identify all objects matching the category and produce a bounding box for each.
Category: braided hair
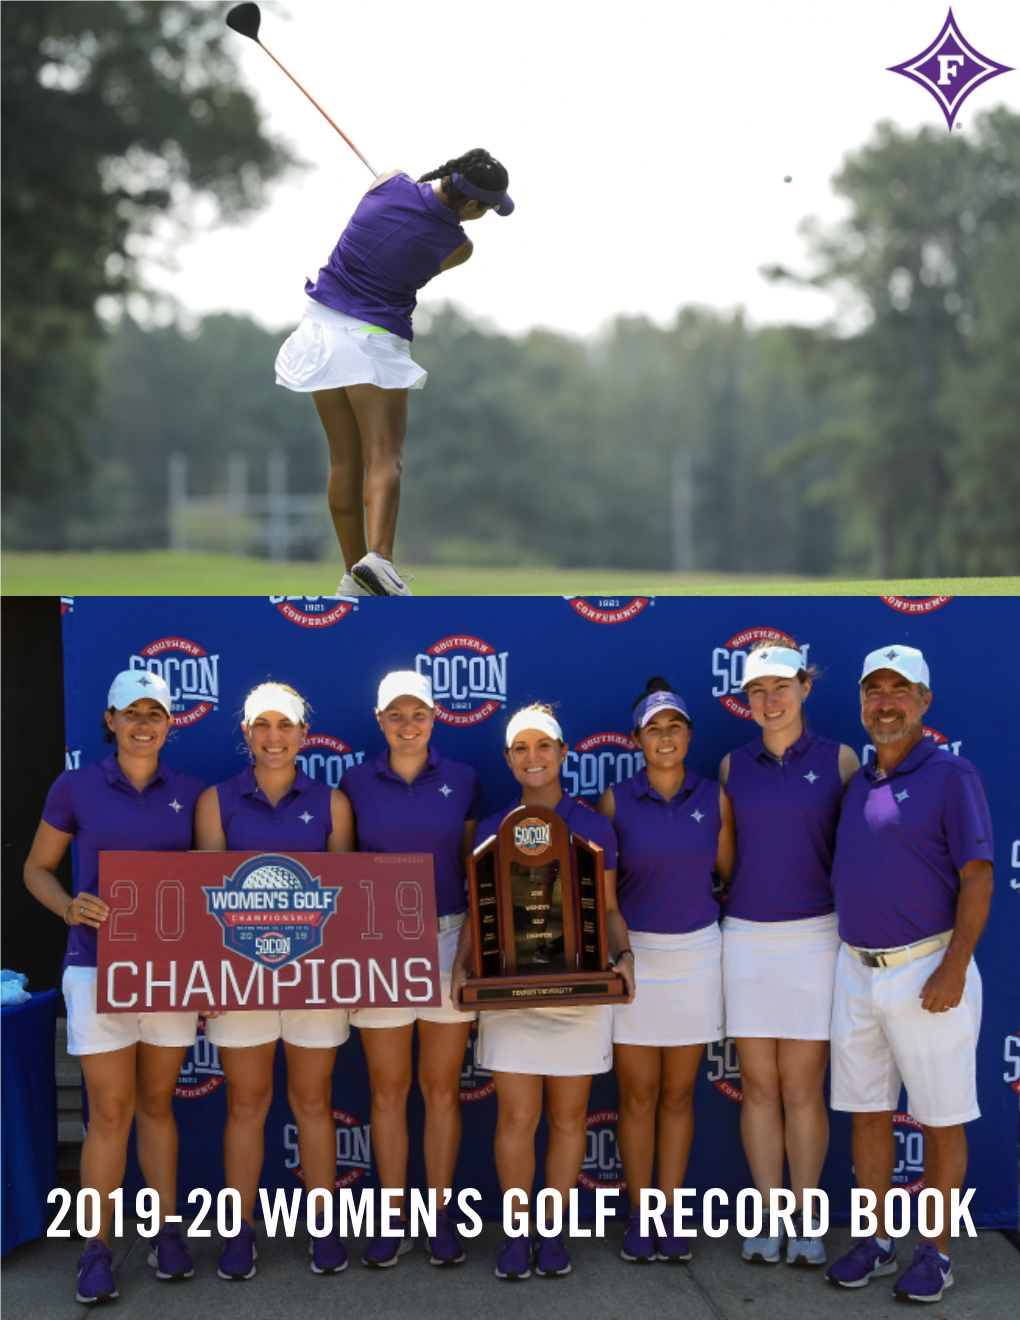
[418,148,508,209]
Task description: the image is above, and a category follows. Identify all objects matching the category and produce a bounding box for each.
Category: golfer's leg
[345,384,408,563]
[312,388,367,569]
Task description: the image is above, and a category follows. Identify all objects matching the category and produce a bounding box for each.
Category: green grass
[2,552,1017,596]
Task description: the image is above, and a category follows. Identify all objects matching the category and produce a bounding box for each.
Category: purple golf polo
[305,174,467,341]
[341,747,481,918]
[831,737,994,949]
[724,729,845,921]
[216,764,335,851]
[612,768,721,934]
[42,755,204,970]
[476,794,619,872]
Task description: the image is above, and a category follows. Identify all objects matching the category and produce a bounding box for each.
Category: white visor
[108,670,172,715]
[244,683,306,726]
[505,709,564,747]
[740,646,804,690]
[860,645,930,688]
[376,670,434,711]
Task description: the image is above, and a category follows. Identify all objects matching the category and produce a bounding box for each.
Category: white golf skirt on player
[477,1003,613,1077]
[721,912,839,1040]
[204,1008,350,1050]
[275,300,427,392]
[63,967,198,1055]
[613,925,724,1047]
[354,918,477,1028]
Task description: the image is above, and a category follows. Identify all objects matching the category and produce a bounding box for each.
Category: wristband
[63,900,75,926]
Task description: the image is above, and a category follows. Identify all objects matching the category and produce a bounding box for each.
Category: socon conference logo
[705,1039,743,1103]
[297,733,366,787]
[892,1113,926,1195]
[881,596,953,613]
[204,854,338,969]
[564,597,652,624]
[270,596,356,627]
[888,10,1012,131]
[711,628,805,720]
[563,732,645,801]
[174,1020,224,1100]
[286,1108,371,1189]
[460,1024,495,1102]
[129,637,220,726]
[416,636,508,726]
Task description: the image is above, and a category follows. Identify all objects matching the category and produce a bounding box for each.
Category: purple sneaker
[361,1226,415,1268]
[534,1231,571,1277]
[147,1224,194,1280]
[217,1221,257,1281]
[494,1234,532,1280]
[620,1211,655,1263]
[825,1236,897,1288]
[428,1211,465,1266]
[309,1216,348,1274]
[656,1210,692,1263]
[76,1240,118,1304]
[892,1244,953,1302]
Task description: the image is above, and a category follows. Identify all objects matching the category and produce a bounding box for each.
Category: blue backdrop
[60,595,1019,1228]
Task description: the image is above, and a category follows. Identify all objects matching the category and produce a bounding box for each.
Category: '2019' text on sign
[97,851,440,1012]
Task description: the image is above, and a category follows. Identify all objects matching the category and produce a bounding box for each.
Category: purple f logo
[887,8,1012,130]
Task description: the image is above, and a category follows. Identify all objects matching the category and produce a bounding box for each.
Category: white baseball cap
[860,645,930,687]
[376,670,434,712]
[505,708,564,747]
[740,646,804,690]
[244,682,306,726]
[108,670,172,714]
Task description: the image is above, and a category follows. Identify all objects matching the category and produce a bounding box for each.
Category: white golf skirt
[612,925,724,1047]
[477,1003,613,1077]
[721,912,839,1040]
[275,299,427,392]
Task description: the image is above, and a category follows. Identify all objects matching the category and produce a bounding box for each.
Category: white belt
[844,930,952,969]
[437,911,467,933]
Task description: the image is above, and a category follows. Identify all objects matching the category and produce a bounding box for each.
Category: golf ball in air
[783,175,792,183]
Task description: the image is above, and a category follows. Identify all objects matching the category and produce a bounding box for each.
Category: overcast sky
[142,0,1019,341]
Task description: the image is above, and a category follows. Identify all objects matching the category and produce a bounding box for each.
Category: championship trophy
[461,804,626,1007]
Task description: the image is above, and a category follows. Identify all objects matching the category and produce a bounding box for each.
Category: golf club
[226,3,379,176]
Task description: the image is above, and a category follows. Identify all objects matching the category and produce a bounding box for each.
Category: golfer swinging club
[275,149,514,597]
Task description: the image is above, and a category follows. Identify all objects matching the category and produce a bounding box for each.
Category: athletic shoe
[334,573,372,598]
[892,1244,953,1302]
[656,1210,692,1263]
[350,553,414,597]
[742,1224,785,1263]
[309,1217,348,1274]
[76,1240,119,1304]
[428,1211,465,1266]
[824,1236,897,1288]
[147,1224,194,1280]
[620,1210,656,1263]
[786,1212,826,1266]
[494,1234,532,1280]
[534,1231,572,1277]
[361,1227,415,1267]
[217,1222,257,1281]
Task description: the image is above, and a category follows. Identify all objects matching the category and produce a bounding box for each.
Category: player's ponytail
[418,148,509,206]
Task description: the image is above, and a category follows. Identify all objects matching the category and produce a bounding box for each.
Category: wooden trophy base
[461,968,627,1009]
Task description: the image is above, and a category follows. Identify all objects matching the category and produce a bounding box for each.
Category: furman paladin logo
[270,596,356,627]
[514,818,552,856]
[130,637,220,726]
[564,597,652,625]
[416,636,508,726]
[888,10,1012,131]
[203,854,338,970]
[711,628,805,720]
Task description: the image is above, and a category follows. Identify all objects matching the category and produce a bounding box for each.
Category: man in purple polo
[825,645,993,1303]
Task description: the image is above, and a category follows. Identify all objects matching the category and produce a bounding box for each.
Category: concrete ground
[2,1221,1017,1320]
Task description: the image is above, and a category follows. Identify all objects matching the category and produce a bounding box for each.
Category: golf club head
[226,2,261,42]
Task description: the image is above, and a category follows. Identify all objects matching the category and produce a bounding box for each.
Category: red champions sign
[97,851,439,1013]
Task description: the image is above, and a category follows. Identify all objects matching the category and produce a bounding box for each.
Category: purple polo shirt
[42,756,203,970]
[612,770,720,934]
[340,748,481,918]
[305,174,467,341]
[477,794,618,872]
[831,738,994,948]
[725,729,844,921]
[216,765,334,851]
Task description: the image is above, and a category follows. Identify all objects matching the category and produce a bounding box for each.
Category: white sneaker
[787,1214,826,1266]
[350,553,413,597]
[742,1226,785,1263]
[335,573,372,598]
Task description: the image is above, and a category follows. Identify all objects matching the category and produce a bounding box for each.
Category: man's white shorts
[204,1007,350,1050]
[830,944,982,1126]
[63,967,197,1055]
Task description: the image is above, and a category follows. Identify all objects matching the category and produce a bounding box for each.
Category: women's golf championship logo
[174,1020,225,1100]
[578,1111,625,1191]
[880,596,953,612]
[297,734,366,787]
[129,637,220,726]
[564,597,652,625]
[270,596,356,627]
[711,627,804,719]
[514,818,552,856]
[892,1113,926,1195]
[415,636,508,726]
[564,732,644,801]
[287,1109,371,1189]
[203,854,338,969]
